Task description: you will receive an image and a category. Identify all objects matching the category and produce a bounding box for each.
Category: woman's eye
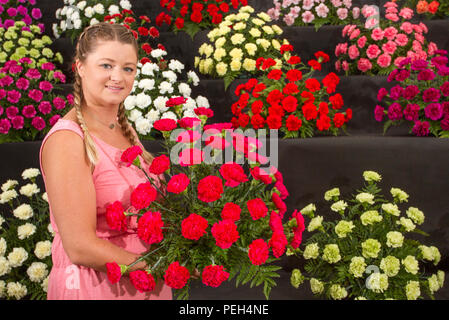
[101,64,112,69]
[125,67,134,72]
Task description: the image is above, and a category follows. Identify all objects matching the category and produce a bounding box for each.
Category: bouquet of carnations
[105,98,300,299]
[334,1,438,75]
[407,0,449,18]
[1,21,63,66]
[123,48,210,140]
[52,0,132,41]
[286,170,445,300]
[194,5,289,90]
[231,46,352,138]
[0,168,54,300]
[374,50,449,138]
[266,0,361,30]
[0,0,43,30]
[156,0,249,39]
[0,58,73,143]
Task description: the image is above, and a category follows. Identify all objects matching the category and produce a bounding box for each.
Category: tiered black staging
[1,0,448,299]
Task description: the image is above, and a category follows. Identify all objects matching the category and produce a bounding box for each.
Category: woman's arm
[42,130,146,274]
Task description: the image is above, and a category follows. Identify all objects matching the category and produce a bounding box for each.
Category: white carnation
[178,83,192,97]
[154,96,169,112]
[47,223,55,236]
[42,192,48,202]
[13,204,34,220]
[7,282,27,300]
[124,95,136,110]
[168,59,184,73]
[19,183,40,197]
[0,238,6,257]
[183,109,198,118]
[90,18,100,26]
[162,70,177,83]
[0,256,11,276]
[135,92,152,109]
[76,1,87,11]
[108,4,120,15]
[34,241,52,260]
[128,109,143,123]
[161,111,178,121]
[60,20,67,31]
[93,3,104,15]
[183,97,197,110]
[135,117,153,135]
[2,179,18,192]
[141,63,159,76]
[17,223,37,240]
[0,189,18,204]
[8,247,28,268]
[145,109,160,123]
[187,71,200,86]
[21,168,40,180]
[27,262,49,282]
[138,79,155,91]
[151,49,167,59]
[84,6,94,18]
[74,19,82,29]
[120,0,132,10]
[196,96,210,108]
[159,81,174,95]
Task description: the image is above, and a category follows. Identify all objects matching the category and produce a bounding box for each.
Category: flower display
[286,170,445,300]
[406,0,449,18]
[0,56,73,142]
[104,103,299,299]
[334,1,438,75]
[267,0,360,29]
[231,47,351,138]
[0,168,54,300]
[0,0,43,30]
[156,0,249,38]
[52,0,133,41]
[194,5,290,89]
[374,50,449,138]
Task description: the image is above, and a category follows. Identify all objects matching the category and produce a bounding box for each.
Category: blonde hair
[73,22,154,167]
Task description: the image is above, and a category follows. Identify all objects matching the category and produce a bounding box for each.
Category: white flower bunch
[286,170,445,300]
[0,168,53,300]
[53,0,133,39]
[195,5,289,90]
[124,55,210,139]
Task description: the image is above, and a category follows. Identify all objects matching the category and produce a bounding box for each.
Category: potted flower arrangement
[0,168,54,300]
[194,5,289,90]
[334,1,439,75]
[231,46,352,138]
[406,0,449,19]
[104,98,300,299]
[0,0,43,30]
[266,0,361,30]
[374,50,449,138]
[286,170,445,300]
[156,0,249,39]
[52,0,133,41]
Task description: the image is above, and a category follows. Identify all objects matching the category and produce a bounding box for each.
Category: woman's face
[76,40,137,108]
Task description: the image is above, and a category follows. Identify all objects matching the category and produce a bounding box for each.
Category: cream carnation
[402,255,419,275]
[249,27,261,38]
[13,204,34,220]
[380,256,400,277]
[6,282,27,299]
[21,168,40,180]
[1,179,18,192]
[230,59,242,72]
[322,244,341,264]
[303,243,319,259]
[0,189,18,203]
[324,188,340,201]
[0,280,5,298]
[244,43,257,56]
[17,223,36,240]
[386,231,404,248]
[349,256,366,278]
[19,183,40,197]
[382,203,400,216]
[27,262,49,282]
[7,247,28,267]
[243,58,256,72]
[34,241,52,260]
[0,237,6,256]
[0,256,11,276]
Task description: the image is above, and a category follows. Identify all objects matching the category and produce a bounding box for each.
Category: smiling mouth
[105,85,124,91]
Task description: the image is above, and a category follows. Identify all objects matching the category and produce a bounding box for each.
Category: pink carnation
[349,28,360,40]
[399,8,413,20]
[31,116,46,131]
[382,41,397,55]
[400,22,414,34]
[395,33,409,47]
[22,105,36,118]
[366,44,381,59]
[357,36,367,48]
[348,45,360,60]
[371,28,384,41]
[11,116,24,130]
[377,54,392,68]
[357,58,372,72]
[384,27,398,41]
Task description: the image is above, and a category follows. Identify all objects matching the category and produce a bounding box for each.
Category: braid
[74,72,99,166]
[117,102,154,165]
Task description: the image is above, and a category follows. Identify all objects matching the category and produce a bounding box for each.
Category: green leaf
[224,75,235,91]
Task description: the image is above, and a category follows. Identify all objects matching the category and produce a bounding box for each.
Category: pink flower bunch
[0,0,44,31]
[335,2,438,75]
[0,59,72,139]
[267,0,360,27]
[374,50,449,137]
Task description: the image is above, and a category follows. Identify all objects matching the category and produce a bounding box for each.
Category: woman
[39,23,172,300]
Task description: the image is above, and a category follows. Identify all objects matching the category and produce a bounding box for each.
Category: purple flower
[377,88,388,101]
[0,118,11,134]
[38,23,45,33]
[390,85,404,101]
[404,104,420,121]
[31,116,46,131]
[403,85,420,100]
[431,56,448,67]
[395,69,410,82]
[388,102,403,121]
[16,78,30,90]
[22,105,37,118]
[28,89,43,102]
[441,116,449,131]
[7,90,21,104]
[31,8,41,19]
[6,7,17,17]
[437,66,449,76]
[39,81,53,92]
[417,69,436,81]
[19,57,32,64]
[374,105,385,122]
[25,68,41,79]
[422,88,440,103]
[6,106,19,119]
[440,82,449,97]
[22,14,32,25]
[435,49,448,56]
[41,62,55,71]
[424,103,443,121]
[399,57,412,68]
[412,120,430,136]
[411,59,428,71]
[4,19,14,28]
[0,75,13,87]
[49,115,61,126]
[9,65,23,74]
[53,97,66,110]
[53,71,66,83]
[17,5,27,16]
[11,116,24,130]
[38,101,52,114]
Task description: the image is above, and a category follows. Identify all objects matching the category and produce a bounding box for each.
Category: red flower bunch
[149,155,171,175]
[415,0,446,18]
[197,175,224,202]
[129,270,156,292]
[181,213,208,240]
[164,261,190,289]
[137,210,164,244]
[130,182,157,210]
[157,0,249,38]
[219,162,248,187]
[120,145,143,167]
[246,198,268,220]
[166,173,190,194]
[248,239,269,265]
[201,265,230,287]
[231,51,351,138]
[211,219,240,249]
[105,200,127,232]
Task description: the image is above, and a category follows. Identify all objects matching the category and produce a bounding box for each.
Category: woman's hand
[191,268,200,279]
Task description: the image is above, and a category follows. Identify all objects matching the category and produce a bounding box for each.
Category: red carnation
[247,198,268,220]
[317,115,331,131]
[269,211,283,233]
[181,213,208,240]
[301,91,315,104]
[211,220,239,249]
[345,108,353,121]
[287,56,301,65]
[274,181,289,199]
[180,5,188,17]
[251,100,263,114]
[286,69,302,82]
[302,103,318,120]
[212,13,223,24]
[194,107,214,118]
[221,202,241,221]
[164,261,190,289]
[129,270,156,292]
[202,265,229,287]
[130,182,157,210]
[197,175,223,202]
[291,210,305,249]
[175,17,184,29]
[267,69,283,80]
[167,173,190,194]
[280,44,294,55]
[319,102,329,115]
[250,166,273,184]
[149,155,170,175]
[219,162,248,187]
[315,51,330,62]
[329,93,344,110]
[138,27,149,36]
[166,97,187,107]
[121,145,142,167]
[266,114,282,129]
[272,192,287,218]
[269,231,288,258]
[333,113,346,128]
[105,201,127,231]
[305,78,321,92]
[261,58,276,70]
[308,59,322,70]
[238,113,250,128]
[219,3,229,12]
[153,118,177,131]
[106,262,122,284]
[178,117,201,128]
[141,43,152,54]
[137,211,164,244]
[191,10,203,23]
[251,114,265,129]
[267,89,284,106]
[149,27,159,38]
[286,114,302,131]
[283,82,299,95]
[179,148,204,166]
[248,239,269,265]
[322,72,340,94]
[282,95,298,113]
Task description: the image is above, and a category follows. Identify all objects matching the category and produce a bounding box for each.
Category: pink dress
[39,119,173,300]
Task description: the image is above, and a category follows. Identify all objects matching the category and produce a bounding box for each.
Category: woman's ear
[76,59,84,78]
